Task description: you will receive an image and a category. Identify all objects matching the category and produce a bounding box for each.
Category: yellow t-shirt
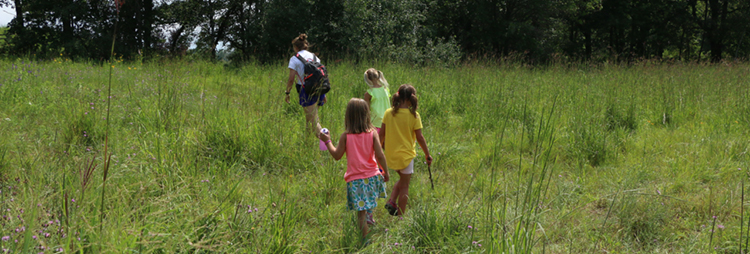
[382,108,423,170]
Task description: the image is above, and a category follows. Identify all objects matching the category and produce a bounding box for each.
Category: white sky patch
[0,6,14,27]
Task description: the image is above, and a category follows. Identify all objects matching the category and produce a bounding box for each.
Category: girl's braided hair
[390,84,418,117]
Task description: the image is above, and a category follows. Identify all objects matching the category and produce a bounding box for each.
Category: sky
[1,6,13,27]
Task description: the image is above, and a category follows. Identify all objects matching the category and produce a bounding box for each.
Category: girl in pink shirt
[320,98,390,242]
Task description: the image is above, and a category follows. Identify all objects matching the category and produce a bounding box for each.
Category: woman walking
[284,34,326,135]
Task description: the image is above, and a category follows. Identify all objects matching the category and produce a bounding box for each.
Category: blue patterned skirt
[346,174,387,211]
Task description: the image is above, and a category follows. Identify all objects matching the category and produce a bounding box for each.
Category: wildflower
[656,189,661,195]
[472,241,477,244]
[478,244,482,247]
[468,225,473,229]
[56,248,63,252]
[71,198,75,202]
[1,236,8,241]
[718,224,725,229]
[32,235,37,239]
[45,233,50,238]
[254,208,258,212]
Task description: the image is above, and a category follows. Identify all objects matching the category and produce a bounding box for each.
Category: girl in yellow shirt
[380,84,433,216]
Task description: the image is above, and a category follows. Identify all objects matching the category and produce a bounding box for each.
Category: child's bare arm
[320,132,347,160]
[379,123,386,148]
[415,129,433,165]
[363,92,372,106]
[372,133,389,182]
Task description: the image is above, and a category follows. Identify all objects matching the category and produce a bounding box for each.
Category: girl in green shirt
[363,68,391,136]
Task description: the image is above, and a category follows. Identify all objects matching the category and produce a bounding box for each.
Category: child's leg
[395,171,412,215]
[357,210,369,239]
[388,174,401,205]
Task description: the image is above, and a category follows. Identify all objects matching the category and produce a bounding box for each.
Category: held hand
[319,131,331,143]
[285,94,290,103]
[383,172,389,182]
[425,155,433,166]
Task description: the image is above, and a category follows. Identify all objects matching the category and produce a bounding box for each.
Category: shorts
[346,174,387,211]
[296,83,326,107]
[390,159,414,174]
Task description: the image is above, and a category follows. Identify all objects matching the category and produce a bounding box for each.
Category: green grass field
[0,58,749,253]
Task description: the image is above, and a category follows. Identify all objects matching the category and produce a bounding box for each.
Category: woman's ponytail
[292,34,309,51]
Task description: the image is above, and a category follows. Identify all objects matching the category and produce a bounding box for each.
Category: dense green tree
[3,0,749,62]
[688,0,750,62]
[425,0,561,60]
[5,0,157,59]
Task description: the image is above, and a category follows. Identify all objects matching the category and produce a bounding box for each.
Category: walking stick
[427,163,434,190]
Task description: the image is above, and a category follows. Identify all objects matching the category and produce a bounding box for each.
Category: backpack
[295,53,331,96]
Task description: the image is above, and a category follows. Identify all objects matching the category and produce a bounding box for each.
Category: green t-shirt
[367,87,391,127]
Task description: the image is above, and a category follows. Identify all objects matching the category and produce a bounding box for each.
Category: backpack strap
[295,53,308,64]
[294,53,307,84]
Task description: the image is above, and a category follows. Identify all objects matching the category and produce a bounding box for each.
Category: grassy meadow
[0,57,749,253]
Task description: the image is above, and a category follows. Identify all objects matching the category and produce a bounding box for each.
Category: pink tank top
[344,130,380,182]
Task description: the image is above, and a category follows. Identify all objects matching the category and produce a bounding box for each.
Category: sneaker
[366,210,375,225]
[384,200,398,216]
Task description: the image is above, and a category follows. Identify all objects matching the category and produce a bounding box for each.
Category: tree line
[2,0,749,63]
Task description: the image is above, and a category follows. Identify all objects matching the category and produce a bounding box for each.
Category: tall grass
[0,59,748,253]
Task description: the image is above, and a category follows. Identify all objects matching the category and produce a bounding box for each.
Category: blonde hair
[345,98,374,134]
[364,68,389,89]
[292,34,309,51]
[391,84,418,117]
